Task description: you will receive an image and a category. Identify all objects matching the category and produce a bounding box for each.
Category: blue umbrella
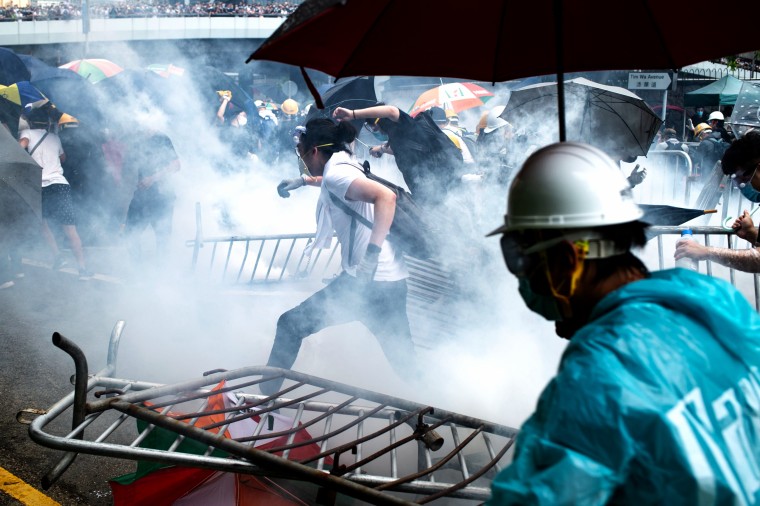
[0,47,31,86]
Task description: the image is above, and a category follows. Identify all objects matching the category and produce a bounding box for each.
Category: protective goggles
[363,117,382,133]
[500,231,628,277]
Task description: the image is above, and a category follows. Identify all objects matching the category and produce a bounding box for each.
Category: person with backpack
[694,122,731,179]
[18,110,93,280]
[333,104,464,208]
[260,118,417,396]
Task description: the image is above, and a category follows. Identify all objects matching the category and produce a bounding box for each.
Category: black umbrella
[320,76,377,131]
[29,70,100,126]
[640,204,716,226]
[190,65,257,119]
[0,125,42,239]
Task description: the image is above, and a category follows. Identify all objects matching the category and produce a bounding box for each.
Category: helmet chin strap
[542,241,588,318]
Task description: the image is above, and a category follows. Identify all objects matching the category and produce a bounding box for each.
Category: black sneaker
[78,269,94,281]
[52,255,68,270]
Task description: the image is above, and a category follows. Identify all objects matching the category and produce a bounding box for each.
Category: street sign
[628,72,672,90]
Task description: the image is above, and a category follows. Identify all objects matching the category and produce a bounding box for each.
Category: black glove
[277,176,305,198]
[627,164,646,187]
[356,244,381,282]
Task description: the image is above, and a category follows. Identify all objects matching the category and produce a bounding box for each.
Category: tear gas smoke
[18,44,744,439]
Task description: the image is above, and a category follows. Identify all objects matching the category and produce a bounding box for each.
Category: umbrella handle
[721,205,760,230]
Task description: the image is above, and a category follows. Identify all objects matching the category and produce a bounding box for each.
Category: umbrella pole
[553,0,566,142]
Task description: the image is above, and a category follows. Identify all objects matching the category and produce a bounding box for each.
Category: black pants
[263,272,416,395]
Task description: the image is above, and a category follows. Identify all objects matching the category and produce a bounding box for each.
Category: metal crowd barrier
[22,323,517,505]
[647,226,760,311]
[186,203,463,349]
[634,150,694,205]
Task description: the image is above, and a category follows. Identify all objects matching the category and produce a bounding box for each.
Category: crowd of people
[0,0,299,21]
[2,57,760,501]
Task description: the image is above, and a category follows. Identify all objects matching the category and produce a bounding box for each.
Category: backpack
[413,111,464,168]
[706,137,730,159]
[328,161,437,260]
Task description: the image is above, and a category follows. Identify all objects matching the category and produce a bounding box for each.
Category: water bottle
[675,229,699,271]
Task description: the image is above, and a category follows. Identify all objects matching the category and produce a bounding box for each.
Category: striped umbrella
[59,58,123,84]
[146,63,186,78]
[409,82,494,117]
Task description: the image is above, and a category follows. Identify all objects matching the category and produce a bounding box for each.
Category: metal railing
[634,150,694,205]
[186,203,463,348]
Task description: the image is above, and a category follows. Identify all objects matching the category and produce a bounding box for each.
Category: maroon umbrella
[249,0,760,140]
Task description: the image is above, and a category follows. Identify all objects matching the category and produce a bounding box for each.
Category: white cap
[484,105,510,134]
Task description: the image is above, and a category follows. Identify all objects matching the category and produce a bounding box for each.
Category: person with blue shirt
[486,142,760,505]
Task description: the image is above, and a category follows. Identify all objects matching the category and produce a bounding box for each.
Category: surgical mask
[236,114,247,126]
[741,183,760,203]
[518,277,563,321]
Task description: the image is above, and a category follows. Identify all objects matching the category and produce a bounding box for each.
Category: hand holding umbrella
[730,210,758,243]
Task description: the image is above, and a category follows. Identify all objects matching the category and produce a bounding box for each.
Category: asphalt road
[0,260,135,505]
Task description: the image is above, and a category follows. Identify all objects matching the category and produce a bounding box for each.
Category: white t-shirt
[19,128,68,187]
[321,151,408,281]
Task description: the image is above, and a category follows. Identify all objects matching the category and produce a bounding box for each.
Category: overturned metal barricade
[24,322,517,504]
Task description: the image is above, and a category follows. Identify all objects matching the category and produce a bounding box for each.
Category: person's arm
[138,158,180,189]
[216,96,230,124]
[674,238,760,272]
[344,176,396,248]
[333,105,400,123]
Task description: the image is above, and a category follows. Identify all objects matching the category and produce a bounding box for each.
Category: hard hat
[484,105,509,134]
[254,99,264,108]
[281,98,299,116]
[694,122,712,138]
[58,113,79,128]
[708,111,725,122]
[487,142,643,235]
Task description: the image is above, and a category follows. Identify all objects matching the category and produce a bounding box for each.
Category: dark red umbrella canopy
[249,0,760,83]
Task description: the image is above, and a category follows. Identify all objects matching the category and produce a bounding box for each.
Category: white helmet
[708,111,725,122]
[488,142,643,234]
[484,105,509,134]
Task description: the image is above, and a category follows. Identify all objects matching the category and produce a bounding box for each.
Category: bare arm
[216,97,230,124]
[302,175,322,187]
[344,177,396,248]
[333,105,401,123]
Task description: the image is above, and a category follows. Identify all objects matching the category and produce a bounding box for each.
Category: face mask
[236,114,247,126]
[740,183,760,203]
[518,277,563,321]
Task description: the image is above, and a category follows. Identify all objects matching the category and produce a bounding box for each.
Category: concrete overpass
[0,15,282,46]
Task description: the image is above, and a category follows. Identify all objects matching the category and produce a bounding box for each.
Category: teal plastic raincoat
[489,268,760,505]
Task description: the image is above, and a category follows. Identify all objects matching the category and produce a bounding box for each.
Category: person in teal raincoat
[486,142,760,505]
